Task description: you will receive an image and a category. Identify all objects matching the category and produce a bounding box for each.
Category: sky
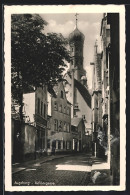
[40,13,103,89]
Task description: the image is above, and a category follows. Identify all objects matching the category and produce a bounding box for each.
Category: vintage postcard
[4,5,126,191]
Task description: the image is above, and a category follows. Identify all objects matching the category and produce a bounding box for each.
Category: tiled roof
[71,117,82,127]
[67,100,72,105]
[74,79,91,108]
[47,85,57,98]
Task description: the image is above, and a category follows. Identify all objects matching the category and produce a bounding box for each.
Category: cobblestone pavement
[12,154,92,186]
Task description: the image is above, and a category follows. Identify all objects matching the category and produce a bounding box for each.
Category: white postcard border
[4,5,126,191]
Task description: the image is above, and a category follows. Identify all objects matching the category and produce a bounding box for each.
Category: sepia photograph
[4,5,125,191]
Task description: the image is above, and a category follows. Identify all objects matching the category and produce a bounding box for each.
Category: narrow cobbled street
[12,154,92,186]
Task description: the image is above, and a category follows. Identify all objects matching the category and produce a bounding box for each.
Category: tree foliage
[11,14,70,105]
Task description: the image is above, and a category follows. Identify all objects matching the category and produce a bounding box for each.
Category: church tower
[68,13,86,83]
[64,14,91,128]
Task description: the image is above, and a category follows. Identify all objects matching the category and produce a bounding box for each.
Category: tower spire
[75,13,79,28]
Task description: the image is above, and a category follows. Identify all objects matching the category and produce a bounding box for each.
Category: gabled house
[23,86,48,155]
[71,118,85,152]
[47,82,72,155]
[12,86,48,162]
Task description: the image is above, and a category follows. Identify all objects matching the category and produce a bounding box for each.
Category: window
[96,98,99,109]
[61,90,64,98]
[66,123,70,132]
[54,119,58,131]
[44,104,46,118]
[56,140,58,149]
[54,101,58,111]
[72,47,74,52]
[63,140,65,149]
[38,98,40,114]
[64,106,66,114]
[47,139,50,149]
[58,140,61,149]
[63,122,66,131]
[47,120,51,130]
[82,115,86,120]
[66,141,69,150]
[59,104,62,112]
[52,140,56,148]
[67,107,70,115]
[59,121,63,131]
[66,141,71,150]
[41,101,43,115]
[61,140,63,149]
[71,125,75,132]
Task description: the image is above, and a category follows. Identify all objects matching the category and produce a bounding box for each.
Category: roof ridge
[74,79,91,108]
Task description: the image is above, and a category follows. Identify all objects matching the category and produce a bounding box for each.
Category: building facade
[107,13,120,185]
[11,86,48,161]
[71,118,86,152]
[47,82,72,155]
[91,13,120,185]
[23,86,48,155]
[91,42,103,157]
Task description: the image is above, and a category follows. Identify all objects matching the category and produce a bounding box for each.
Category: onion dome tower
[68,13,86,82]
